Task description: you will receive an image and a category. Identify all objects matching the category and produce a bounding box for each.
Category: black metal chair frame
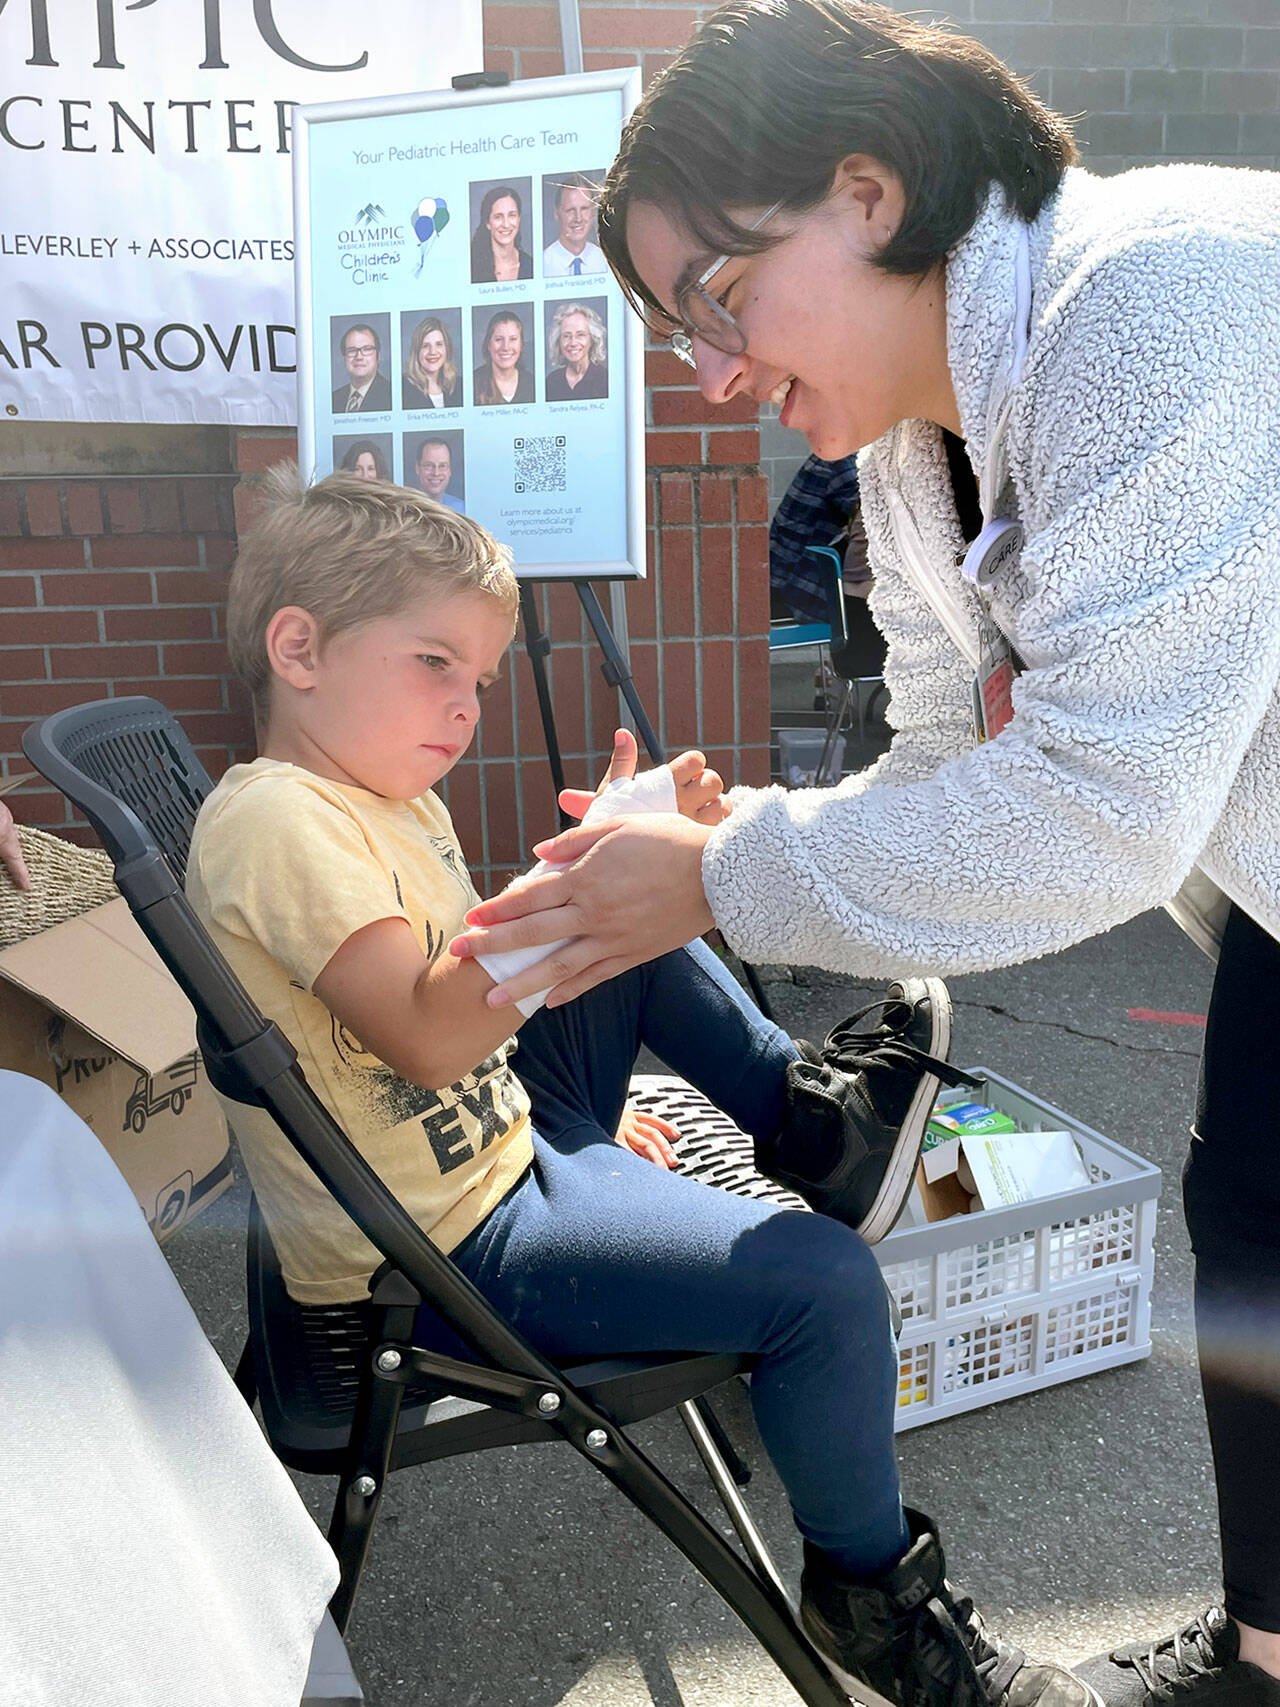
[23,696,859,1707]
[805,544,889,784]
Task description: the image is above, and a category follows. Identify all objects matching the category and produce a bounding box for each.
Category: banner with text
[0,0,480,426]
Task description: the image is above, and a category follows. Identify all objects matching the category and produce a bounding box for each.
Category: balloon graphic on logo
[412,196,450,275]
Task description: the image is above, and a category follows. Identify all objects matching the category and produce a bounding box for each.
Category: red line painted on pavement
[1127,1008,1207,1028]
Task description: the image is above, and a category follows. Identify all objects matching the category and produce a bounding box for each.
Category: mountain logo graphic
[356,203,387,227]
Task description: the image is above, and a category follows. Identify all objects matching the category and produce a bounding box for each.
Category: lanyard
[958,224,1033,588]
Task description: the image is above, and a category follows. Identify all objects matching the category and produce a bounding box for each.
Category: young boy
[187,469,1094,1707]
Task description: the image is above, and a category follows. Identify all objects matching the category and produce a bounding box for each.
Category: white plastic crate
[877,1067,1160,1430]
[630,1065,1161,1432]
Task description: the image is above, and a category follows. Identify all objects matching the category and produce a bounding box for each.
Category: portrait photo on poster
[404,429,466,513]
[330,314,393,415]
[400,308,464,411]
[468,178,535,285]
[471,302,536,407]
[541,169,606,280]
[544,297,608,402]
[333,434,393,483]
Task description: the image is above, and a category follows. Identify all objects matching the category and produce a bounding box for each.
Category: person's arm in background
[0,799,31,891]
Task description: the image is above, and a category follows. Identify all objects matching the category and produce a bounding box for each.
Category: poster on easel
[294,68,645,580]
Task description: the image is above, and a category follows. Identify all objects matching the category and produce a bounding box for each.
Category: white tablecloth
[0,1070,338,1707]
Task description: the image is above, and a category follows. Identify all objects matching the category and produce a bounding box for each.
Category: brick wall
[0,475,243,844]
[962,0,1280,175]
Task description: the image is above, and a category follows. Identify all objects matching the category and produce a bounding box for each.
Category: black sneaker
[757,979,979,1243]
[1074,1607,1280,1705]
[800,1508,1099,1707]
[953,1590,1103,1706]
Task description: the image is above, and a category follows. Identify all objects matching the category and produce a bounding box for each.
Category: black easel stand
[518,578,775,1021]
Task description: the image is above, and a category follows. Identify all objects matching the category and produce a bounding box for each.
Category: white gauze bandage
[475,763,679,1016]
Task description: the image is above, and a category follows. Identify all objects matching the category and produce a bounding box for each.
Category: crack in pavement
[950,996,1202,1059]
[771,973,1202,1059]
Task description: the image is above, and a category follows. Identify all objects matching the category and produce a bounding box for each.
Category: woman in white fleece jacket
[454,6,1280,1701]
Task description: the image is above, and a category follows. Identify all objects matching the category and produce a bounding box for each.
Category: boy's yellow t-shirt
[186,758,534,1303]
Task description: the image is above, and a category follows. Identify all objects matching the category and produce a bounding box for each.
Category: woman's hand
[449,813,716,1009]
[0,799,31,892]
[558,728,732,826]
[615,1105,680,1168]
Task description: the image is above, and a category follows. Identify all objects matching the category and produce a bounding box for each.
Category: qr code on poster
[513,435,567,494]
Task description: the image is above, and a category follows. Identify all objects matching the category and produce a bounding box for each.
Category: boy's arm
[314,916,522,1092]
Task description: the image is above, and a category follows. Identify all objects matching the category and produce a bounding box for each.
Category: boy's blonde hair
[227,465,520,722]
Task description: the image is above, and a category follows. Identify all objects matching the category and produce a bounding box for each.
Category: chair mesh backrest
[55,704,213,880]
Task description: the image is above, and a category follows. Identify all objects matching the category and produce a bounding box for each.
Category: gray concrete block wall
[761,4,1280,519]
[963,3,1280,175]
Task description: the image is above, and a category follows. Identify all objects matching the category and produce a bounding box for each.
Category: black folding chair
[23,696,861,1707]
[805,544,889,784]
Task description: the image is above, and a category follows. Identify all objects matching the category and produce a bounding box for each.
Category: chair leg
[327,1294,415,1636]
[689,1392,751,1487]
[678,1399,793,1611]
[738,957,777,1023]
[818,684,851,785]
[571,1416,857,1705]
[231,1336,257,1409]
[326,1468,388,1636]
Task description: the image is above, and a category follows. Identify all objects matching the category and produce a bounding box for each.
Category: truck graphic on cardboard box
[123,1054,199,1134]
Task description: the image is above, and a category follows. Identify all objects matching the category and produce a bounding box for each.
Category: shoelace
[901,1594,995,1707]
[1120,1609,1225,1695]
[949,1593,1027,1704]
[824,999,980,1092]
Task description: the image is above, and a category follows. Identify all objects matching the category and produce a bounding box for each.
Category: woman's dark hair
[598,0,1078,316]
[470,184,526,280]
[339,439,389,481]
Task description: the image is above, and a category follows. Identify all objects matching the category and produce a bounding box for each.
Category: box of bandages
[0,807,230,1243]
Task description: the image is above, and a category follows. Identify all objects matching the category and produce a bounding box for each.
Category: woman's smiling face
[488,318,523,373]
[487,194,520,248]
[623,158,956,459]
[421,329,447,375]
[559,312,591,370]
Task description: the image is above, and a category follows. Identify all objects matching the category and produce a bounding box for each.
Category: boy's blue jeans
[436,941,908,1577]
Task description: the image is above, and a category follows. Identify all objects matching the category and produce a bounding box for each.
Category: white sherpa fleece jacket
[704,164,1280,977]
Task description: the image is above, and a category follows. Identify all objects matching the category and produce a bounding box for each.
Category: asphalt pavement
[168,902,1222,1707]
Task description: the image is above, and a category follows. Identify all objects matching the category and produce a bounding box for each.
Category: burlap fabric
[0,827,117,951]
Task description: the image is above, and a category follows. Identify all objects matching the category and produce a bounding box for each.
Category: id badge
[973,612,1017,742]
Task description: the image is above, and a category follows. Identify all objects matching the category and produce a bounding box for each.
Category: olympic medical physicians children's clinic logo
[337,204,406,288]
[411,197,451,275]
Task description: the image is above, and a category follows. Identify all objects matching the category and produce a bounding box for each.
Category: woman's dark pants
[1186,904,1280,1629]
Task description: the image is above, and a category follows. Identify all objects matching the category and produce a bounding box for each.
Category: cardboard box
[0,895,231,1241]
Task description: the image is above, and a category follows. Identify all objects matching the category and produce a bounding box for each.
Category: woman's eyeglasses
[658,199,785,368]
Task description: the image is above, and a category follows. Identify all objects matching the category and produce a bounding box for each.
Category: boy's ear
[265,606,323,691]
